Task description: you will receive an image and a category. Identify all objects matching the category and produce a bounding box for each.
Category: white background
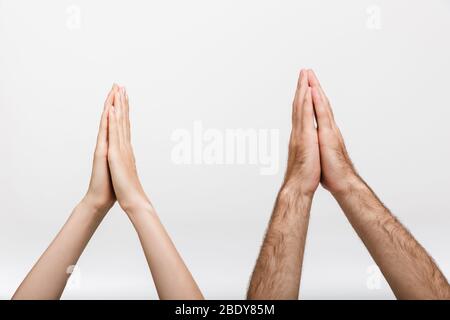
[1,0,449,299]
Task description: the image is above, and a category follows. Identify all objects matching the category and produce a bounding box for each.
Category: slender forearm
[334,177,450,299]
[247,187,312,300]
[128,206,203,300]
[12,198,107,300]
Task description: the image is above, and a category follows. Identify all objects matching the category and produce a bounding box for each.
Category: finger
[292,71,301,122]
[104,84,117,110]
[124,88,131,141]
[113,90,124,145]
[302,87,315,130]
[96,105,109,148]
[311,86,332,130]
[96,87,116,152]
[308,69,334,119]
[292,69,308,130]
[120,87,130,141]
[108,106,119,149]
[307,69,326,98]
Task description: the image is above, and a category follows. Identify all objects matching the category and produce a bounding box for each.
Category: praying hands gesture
[248,70,450,300]
[13,85,203,300]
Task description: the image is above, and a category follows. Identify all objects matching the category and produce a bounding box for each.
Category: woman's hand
[106,86,203,299]
[12,86,119,299]
[107,86,151,215]
[83,85,117,214]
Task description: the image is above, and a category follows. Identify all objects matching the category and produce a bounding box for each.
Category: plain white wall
[1,0,449,299]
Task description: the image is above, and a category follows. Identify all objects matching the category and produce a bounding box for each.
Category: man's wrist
[279,182,314,207]
[330,173,367,200]
[280,179,315,200]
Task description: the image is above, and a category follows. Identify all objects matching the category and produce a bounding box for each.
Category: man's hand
[309,69,450,299]
[307,70,358,196]
[283,70,321,196]
[107,87,152,216]
[84,85,117,213]
[247,69,318,299]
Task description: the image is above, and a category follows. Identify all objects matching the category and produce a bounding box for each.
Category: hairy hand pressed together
[247,69,450,300]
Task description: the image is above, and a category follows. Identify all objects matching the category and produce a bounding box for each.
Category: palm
[318,129,354,194]
[85,86,117,211]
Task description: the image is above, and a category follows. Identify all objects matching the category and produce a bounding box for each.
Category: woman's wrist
[123,198,155,219]
[127,203,158,230]
[80,194,113,219]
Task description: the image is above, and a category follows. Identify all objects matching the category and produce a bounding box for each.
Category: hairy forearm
[334,176,450,299]
[12,198,107,300]
[128,205,203,300]
[247,187,312,300]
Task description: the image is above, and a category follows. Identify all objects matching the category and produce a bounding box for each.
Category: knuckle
[94,149,106,159]
[316,105,328,115]
[303,95,309,105]
[108,147,118,158]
